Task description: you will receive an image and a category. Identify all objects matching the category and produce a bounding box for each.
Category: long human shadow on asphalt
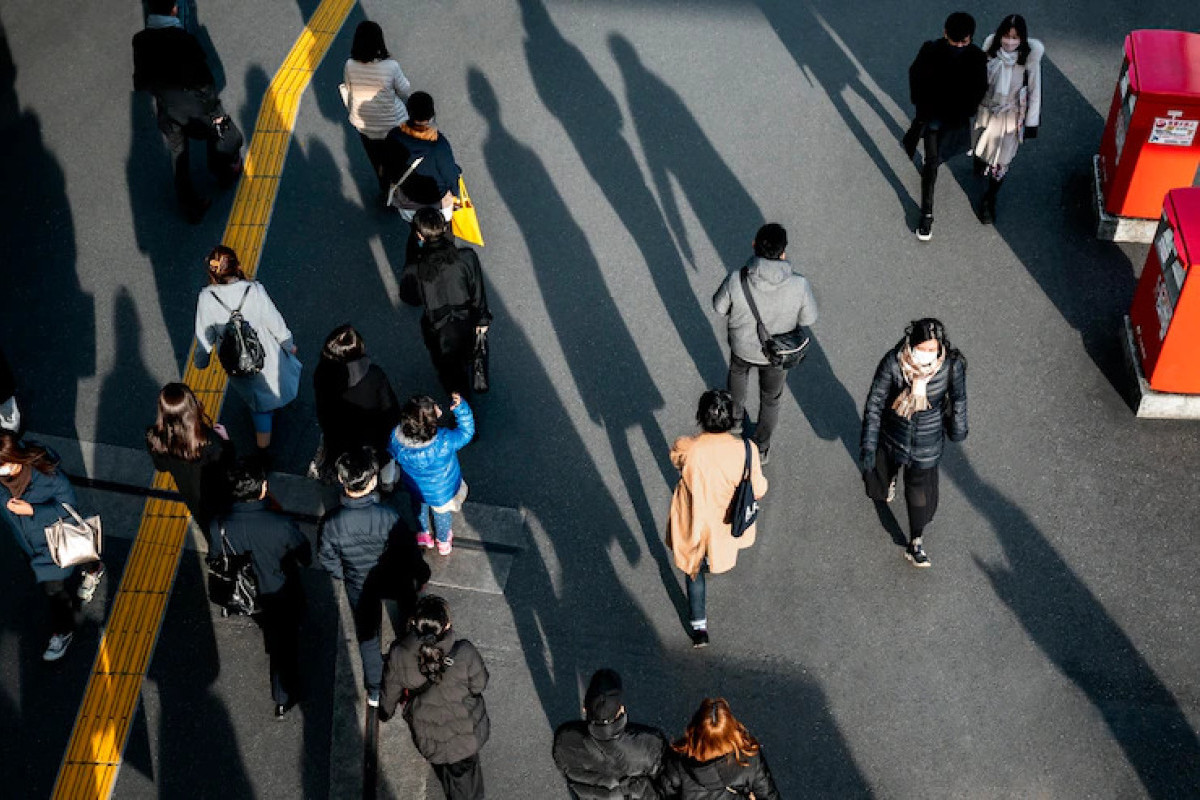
[95,290,160,448]
[518,0,727,383]
[942,447,1200,797]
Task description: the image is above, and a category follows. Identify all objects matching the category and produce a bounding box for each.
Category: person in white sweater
[344,21,411,196]
[970,14,1043,224]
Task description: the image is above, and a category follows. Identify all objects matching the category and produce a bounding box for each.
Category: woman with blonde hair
[662,698,780,799]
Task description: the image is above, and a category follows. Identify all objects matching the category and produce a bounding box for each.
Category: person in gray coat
[712,223,818,464]
[193,245,302,454]
[380,595,489,800]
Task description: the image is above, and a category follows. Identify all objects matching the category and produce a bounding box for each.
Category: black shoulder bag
[207,527,260,617]
[726,439,760,539]
[739,268,810,368]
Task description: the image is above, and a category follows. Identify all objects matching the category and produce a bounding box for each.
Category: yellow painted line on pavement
[52,1,356,797]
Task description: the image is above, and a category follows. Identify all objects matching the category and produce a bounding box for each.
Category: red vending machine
[1130,188,1200,393]
[1098,30,1200,220]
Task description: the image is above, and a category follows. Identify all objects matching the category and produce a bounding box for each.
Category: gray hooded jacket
[712,256,818,365]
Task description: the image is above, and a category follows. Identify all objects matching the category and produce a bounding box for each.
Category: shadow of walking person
[468,67,691,631]
[94,289,161,448]
[943,447,1200,798]
[787,334,861,463]
[518,0,726,383]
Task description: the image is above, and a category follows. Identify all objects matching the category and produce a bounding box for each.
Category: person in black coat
[661,698,780,800]
[209,458,311,717]
[318,447,430,705]
[132,0,242,222]
[553,668,669,800]
[312,325,400,482]
[905,11,988,241]
[400,208,492,396]
[860,318,968,567]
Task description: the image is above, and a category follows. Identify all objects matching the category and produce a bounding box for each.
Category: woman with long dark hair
[399,208,491,396]
[145,382,235,537]
[0,432,104,661]
[661,698,780,799]
[380,595,489,800]
[860,318,968,567]
[343,21,411,195]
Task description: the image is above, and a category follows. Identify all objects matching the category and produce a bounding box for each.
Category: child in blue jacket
[389,394,474,555]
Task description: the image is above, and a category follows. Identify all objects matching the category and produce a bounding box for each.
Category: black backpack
[211,284,265,377]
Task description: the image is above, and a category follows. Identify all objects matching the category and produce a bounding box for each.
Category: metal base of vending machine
[1094,156,1158,243]
[1122,315,1200,418]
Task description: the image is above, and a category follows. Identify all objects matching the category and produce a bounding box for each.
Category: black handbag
[739,268,810,368]
[207,528,260,617]
[472,328,490,393]
[727,439,760,539]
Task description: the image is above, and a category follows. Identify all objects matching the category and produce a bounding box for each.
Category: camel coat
[666,433,768,579]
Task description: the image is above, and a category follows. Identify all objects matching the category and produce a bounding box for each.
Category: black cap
[584,669,624,723]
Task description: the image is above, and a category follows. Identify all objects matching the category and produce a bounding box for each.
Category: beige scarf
[892,346,945,419]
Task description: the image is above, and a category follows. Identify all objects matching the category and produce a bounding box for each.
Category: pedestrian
[0,432,105,661]
[970,14,1044,224]
[660,698,780,800]
[132,0,243,223]
[210,458,311,717]
[552,668,669,799]
[399,208,491,397]
[380,595,489,800]
[311,325,401,485]
[193,245,302,457]
[904,11,988,241]
[318,447,430,707]
[145,382,235,539]
[0,346,19,433]
[386,92,462,222]
[389,393,475,556]
[666,390,768,648]
[342,21,411,197]
[859,318,968,567]
[711,223,818,465]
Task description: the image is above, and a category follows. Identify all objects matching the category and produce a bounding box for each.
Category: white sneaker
[43,632,73,661]
[78,567,104,603]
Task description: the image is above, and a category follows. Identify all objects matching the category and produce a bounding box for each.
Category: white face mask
[911,348,939,366]
[0,465,15,477]
[1001,34,1021,53]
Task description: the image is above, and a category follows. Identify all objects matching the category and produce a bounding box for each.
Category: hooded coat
[389,400,474,507]
[553,715,669,800]
[660,751,780,800]
[712,256,818,366]
[0,454,77,583]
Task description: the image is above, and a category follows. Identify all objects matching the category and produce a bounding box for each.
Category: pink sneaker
[416,531,435,549]
[436,532,454,556]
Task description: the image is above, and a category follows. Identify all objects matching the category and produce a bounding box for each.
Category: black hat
[584,669,624,723]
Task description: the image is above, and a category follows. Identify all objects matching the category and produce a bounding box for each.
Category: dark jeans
[685,560,709,628]
[358,133,392,192]
[345,581,383,693]
[255,583,304,705]
[43,580,75,635]
[728,354,786,453]
[867,450,940,540]
[432,753,485,800]
[423,324,474,397]
[919,122,970,216]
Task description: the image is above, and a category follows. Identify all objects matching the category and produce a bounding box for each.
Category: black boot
[980,177,1003,224]
[973,156,988,178]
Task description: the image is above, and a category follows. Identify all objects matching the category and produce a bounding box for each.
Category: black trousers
[432,753,485,800]
[358,133,392,192]
[727,354,787,452]
[866,450,940,540]
[422,323,474,397]
[254,584,304,706]
[919,122,970,216]
[158,105,242,213]
[42,580,75,635]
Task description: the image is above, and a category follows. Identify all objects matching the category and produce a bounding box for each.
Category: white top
[344,58,411,138]
[981,35,1044,128]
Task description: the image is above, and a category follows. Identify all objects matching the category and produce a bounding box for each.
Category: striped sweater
[344,58,411,138]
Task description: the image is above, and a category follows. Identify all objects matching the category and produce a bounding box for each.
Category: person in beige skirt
[971,14,1043,224]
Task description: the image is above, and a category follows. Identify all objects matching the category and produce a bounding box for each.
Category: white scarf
[994,49,1018,97]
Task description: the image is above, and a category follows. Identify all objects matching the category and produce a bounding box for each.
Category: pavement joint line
[50,0,357,796]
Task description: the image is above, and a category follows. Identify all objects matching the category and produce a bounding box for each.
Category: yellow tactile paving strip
[52,1,355,797]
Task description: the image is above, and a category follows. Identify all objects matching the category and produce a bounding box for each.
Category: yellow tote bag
[451,175,484,247]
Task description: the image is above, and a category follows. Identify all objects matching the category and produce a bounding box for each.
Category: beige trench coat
[665,433,768,579]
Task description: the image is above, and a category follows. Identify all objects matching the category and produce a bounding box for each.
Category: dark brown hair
[145,383,213,461]
[0,431,56,475]
[206,245,246,285]
[399,395,439,442]
[410,595,453,681]
[672,698,761,765]
[322,324,366,363]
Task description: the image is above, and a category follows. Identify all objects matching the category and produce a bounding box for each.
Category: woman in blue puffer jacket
[389,394,474,556]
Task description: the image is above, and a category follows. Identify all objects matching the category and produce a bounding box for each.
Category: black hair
[399,395,439,442]
[227,458,267,503]
[413,206,448,241]
[350,21,389,63]
[322,324,366,363]
[944,12,976,43]
[147,0,177,15]
[696,389,736,434]
[901,318,967,369]
[985,14,1032,65]
[410,595,453,682]
[412,209,459,283]
[335,447,379,494]
[752,223,788,260]
[407,92,435,123]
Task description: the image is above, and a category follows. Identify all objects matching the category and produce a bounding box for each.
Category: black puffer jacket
[318,493,422,597]
[553,716,668,799]
[661,751,780,800]
[860,343,968,469]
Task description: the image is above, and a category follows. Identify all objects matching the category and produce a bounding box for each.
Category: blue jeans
[413,498,452,543]
[685,560,709,630]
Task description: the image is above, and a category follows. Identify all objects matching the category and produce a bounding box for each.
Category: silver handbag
[44,503,103,568]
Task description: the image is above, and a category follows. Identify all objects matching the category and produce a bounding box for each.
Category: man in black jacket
[905,11,988,241]
[552,669,668,799]
[132,0,243,222]
[318,447,429,707]
[211,459,311,717]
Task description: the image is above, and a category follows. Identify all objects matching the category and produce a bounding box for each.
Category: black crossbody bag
[739,268,810,368]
